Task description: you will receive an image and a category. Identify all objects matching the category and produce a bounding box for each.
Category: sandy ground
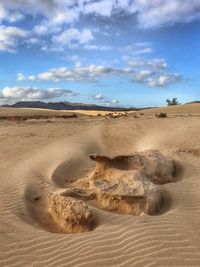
[0,104,200,267]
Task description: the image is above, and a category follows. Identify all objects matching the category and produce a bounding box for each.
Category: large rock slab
[87,152,175,215]
[90,151,175,184]
[90,168,161,215]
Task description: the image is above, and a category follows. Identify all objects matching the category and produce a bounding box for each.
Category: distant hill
[1,101,140,111]
[185,101,200,105]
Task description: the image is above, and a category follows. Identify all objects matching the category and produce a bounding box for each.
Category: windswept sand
[0,104,200,266]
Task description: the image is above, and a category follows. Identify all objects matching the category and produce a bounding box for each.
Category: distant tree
[166,98,180,106]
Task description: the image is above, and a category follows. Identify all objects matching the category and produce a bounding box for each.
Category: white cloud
[17,73,26,81]
[52,8,79,25]
[28,75,37,81]
[83,0,114,17]
[0,25,28,52]
[33,24,48,36]
[0,1,78,24]
[21,60,180,87]
[93,94,105,100]
[122,43,153,55]
[66,55,81,62]
[133,47,153,55]
[1,0,200,30]
[0,5,7,22]
[133,70,155,82]
[34,23,56,36]
[65,55,83,68]
[92,93,119,106]
[147,59,168,69]
[33,20,62,37]
[111,99,119,104]
[116,0,130,9]
[126,58,167,69]
[0,0,199,54]
[129,0,200,29]
[26,65,130,82]
[84,44,111,51]
[0,86,77,104]
[105,99,119,106]
[0,3,24,23]
[81,0,200,28]
[24,37,41,47]
[52,28,94,50]
[147,74,181,87]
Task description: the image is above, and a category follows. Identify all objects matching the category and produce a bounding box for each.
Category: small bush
[156,112,167,118]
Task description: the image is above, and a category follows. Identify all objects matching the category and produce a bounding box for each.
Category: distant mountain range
[1,101,199,111]
[1,101,141,111]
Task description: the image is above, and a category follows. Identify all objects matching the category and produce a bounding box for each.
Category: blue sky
[0,0,200,107]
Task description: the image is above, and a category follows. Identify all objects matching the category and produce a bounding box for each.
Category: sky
[0,0,200,107]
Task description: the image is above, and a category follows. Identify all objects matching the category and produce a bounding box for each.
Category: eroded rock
[139,151,175,184]
[48,193,93,233]
[60,187,95,200]
[90,168,162,215]
[85,152,175,215]
[49,150,175,224]
[90,151,175,184]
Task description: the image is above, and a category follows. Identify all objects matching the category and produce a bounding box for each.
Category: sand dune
[0,104,200,266]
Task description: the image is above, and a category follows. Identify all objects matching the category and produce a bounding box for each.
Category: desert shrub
[156,112,167,118]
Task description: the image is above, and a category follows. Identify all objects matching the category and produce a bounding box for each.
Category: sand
[0,104,200,266]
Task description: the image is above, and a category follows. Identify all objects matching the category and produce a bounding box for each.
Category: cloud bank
[26,65,131,82]
[1,0,200,29]
[0,87,77,104]
[1,1,200,52]
[0,25,28,52]
[21,58,181,87]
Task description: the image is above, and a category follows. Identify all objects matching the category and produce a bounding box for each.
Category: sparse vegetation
[105,112,127,118]
[0,114,78,122]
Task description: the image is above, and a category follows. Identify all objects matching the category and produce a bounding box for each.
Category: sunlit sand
[0,104,200,266]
